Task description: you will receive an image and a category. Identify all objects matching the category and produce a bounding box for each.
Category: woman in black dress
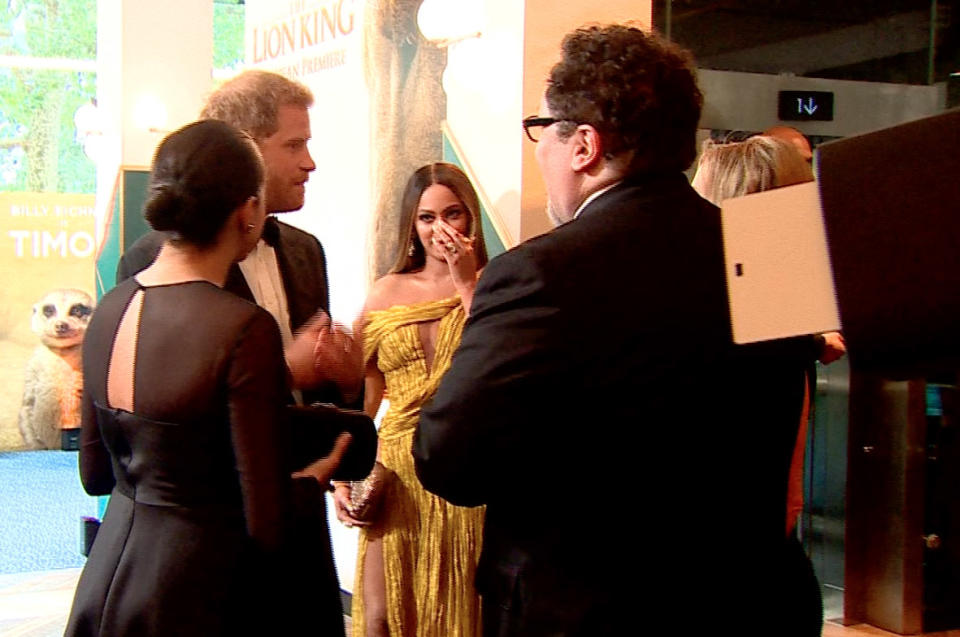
[65,119,350,636]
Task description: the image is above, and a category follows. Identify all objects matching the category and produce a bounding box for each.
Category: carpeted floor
[0,452,357,634]
[0,451,99,574]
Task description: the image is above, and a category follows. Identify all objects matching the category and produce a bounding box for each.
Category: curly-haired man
[416,24,822,635]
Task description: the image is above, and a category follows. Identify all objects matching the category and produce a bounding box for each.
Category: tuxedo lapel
[224,264,254,303]
[273,226,314,332]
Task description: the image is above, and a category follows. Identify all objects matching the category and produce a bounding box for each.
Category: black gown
[65,278,294,636]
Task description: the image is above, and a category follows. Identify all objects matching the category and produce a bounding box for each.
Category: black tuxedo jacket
[414,174,821,635]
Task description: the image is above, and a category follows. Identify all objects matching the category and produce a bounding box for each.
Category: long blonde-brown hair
[389,163,489,274]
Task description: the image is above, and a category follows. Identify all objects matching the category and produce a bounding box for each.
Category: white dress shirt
[239,239,303,405]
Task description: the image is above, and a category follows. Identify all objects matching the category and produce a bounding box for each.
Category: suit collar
[577,172,691,221]
[573,181,622,220]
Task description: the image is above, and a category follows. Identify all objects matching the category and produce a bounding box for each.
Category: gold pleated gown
[353,297,485,637]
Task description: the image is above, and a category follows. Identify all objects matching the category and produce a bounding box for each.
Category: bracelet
[332,481,351,490]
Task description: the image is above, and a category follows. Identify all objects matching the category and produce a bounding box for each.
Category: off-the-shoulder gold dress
[353,296,485,637]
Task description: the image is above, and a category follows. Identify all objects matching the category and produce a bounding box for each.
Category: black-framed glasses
[522,115,561,142]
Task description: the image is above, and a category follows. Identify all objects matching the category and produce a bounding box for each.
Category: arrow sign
[779,91,834,122]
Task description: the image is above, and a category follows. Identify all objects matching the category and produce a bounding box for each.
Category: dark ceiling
[654,0,959,85]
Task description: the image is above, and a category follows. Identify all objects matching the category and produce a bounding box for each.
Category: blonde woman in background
[334,162,488,637]
[691,134,813,204]
[693,134,846,532]
[692,134,846,632]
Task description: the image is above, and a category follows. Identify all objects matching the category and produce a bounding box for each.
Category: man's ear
[570,124,604,172]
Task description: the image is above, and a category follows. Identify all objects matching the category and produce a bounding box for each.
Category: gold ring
[446,244,456,253]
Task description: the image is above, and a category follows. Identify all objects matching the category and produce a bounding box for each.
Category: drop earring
[408,241,415,257]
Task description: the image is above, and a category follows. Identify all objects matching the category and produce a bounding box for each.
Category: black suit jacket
[414,174,820,636]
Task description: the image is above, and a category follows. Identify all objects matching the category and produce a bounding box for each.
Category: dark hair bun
[144,183,192,232]
[143,119,264,247]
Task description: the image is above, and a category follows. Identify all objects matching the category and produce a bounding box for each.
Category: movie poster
[0,192,96,450]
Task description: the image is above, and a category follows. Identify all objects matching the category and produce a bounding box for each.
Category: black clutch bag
[285,403,377,481]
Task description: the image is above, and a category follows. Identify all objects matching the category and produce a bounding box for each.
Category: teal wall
[94,168,150,300]
[122,170,151,252]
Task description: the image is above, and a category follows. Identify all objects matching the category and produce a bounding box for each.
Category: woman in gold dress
[334,162,489,636]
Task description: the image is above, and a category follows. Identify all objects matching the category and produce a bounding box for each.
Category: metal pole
[665,0,672,42]
[928,0,937,85]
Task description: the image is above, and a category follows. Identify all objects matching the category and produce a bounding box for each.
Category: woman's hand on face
[431,219,477,291]
[332,483,370,528]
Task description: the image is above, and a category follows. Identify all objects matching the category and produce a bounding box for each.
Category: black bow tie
[262,216,280,247]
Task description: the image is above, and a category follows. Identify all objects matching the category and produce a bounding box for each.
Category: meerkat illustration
[18,288,94,450]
